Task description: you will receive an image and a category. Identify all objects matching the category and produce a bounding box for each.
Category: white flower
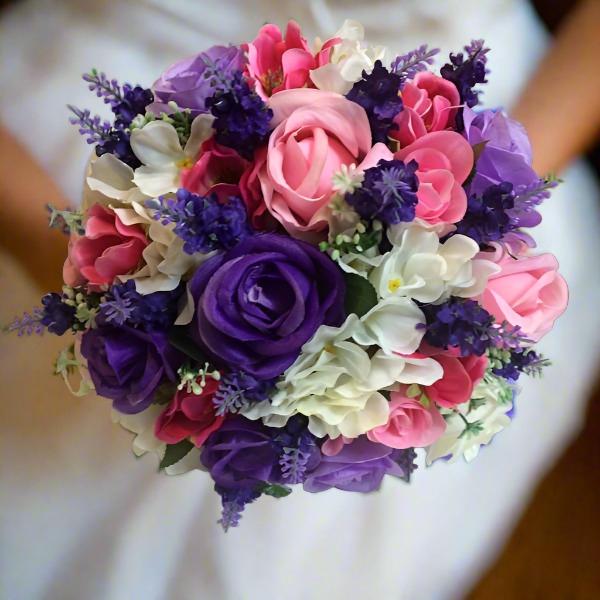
[86,153,146,204]
[370,223,500,303]
[242,314,442,438]
[130,114,213,197]
[113,201,210,294]
[425,376,514,464]
[111,405,202,475]
[311,20,387,95]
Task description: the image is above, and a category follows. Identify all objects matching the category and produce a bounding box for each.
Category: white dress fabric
[1,1,599,599]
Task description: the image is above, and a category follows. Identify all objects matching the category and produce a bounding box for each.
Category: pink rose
[479,251,568,341]
[154,378,225,447]
[63,204,147,287]
[425,354,488,408]
[261,88,394,238]
[321,435,353,456]
[392,72,460,147]
[181,138,248,201]
[367,392,446,449]
[395,131,473,225]
[247,21,338,98]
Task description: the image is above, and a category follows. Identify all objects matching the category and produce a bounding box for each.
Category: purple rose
[200,416,284,490]
[149,45,246,115]
[463,107,538,195]
[81,325,182,414]
[189,233,345,378]
[303,437,411,493]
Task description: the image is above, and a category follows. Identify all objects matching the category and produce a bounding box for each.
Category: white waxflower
[425,376,514,464]
[242,314,442,438]
[113,201,210,294]
[86,153,146,204]
[369,223,500,303]
[130,114,213,197]
[311,20,388,95]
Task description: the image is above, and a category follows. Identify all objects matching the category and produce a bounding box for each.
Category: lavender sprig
[47,204,85,235]
[391,45,439,83]
[82,69,124,108]
[4,309,44,336]
[67,105,113,145]
[212,371,275,416]
[216,486,261,532]
[513,176,560,211]
[279,433,316,484]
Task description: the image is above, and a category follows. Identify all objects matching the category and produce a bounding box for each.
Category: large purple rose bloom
[200,416,284,490]
[303,437,414,493]
[463,107,538,195]
[81,325,182,414]
[149,45,246,115]
[189,233,345,378]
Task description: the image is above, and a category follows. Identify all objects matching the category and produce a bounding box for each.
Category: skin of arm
[512,0,600,174]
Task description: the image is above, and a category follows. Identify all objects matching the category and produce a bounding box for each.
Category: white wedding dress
[1,1,599,599]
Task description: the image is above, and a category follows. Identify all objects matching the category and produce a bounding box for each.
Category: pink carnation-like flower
[154,378,224,447]
[395,131,473,225]
[63,204,148,287]
[367,391,446,449]
[246,20,338,98]
[392,72,460,146]
[260,88,393,238]
[479,250,568,341]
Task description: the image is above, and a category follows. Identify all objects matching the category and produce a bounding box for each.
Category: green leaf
[153,381,178,405]
[167,326,208,363]
[260,483,292,498]
[343,273,377,318]
[159,439,194,470]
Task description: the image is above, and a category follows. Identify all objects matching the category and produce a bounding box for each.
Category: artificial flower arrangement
[8,20,568,530]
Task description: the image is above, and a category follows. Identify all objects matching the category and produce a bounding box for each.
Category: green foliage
[259,483,292,498]
[159,439,194,469]
[343,273,378,317]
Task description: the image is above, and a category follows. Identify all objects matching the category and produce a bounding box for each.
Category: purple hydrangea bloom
[188,233,345,379]
[345,159,419,225]
[150,45,246,115]
[80,325,182,414]
[463,107,539,196]
[303,437,413,493]
[346,60,403,143]
[113,85,154,128]
[40,293,76,335]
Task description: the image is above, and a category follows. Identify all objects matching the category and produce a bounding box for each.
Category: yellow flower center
[176,157,194,169]
[388,278,403,293]
[324,343,336,355]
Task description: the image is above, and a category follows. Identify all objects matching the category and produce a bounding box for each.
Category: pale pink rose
[321,435,353,456]
[479,251,568,341]
[367,392,446,449]
[63,204,148,287]
[425,354,488,408]
[247,21,338,98]
[392,72,460,147]
[395,131,473,225]
[181,138,248,201]
[261,88,394,238]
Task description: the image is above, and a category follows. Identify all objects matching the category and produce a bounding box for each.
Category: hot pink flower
[392,72,460,147]
[260,88,393,238]
[395,131,473,225]
[425,354,488,408]
[154,378,224,447]
[479,250,568,341]
[181,138,248,201]
[367,391,446,449]
[247,21,338,98]
[63,204,147,287]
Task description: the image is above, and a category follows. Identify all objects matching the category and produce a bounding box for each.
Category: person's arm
[0,124,69,291]
[512,0,600,174]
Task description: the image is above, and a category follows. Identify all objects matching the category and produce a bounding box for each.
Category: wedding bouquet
[9,20,568,529]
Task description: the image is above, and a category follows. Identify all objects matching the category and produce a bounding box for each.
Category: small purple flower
[150,45,246,115]
[80,325,182,414]
[212,371,276,416]
[390,45,439,84]
[303,437,413,493]
[41,293,76,335]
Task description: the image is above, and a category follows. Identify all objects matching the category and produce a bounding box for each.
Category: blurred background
[1,1,599,599]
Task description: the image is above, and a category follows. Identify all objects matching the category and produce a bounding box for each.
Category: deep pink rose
[247,21,338,98]
[392,72,460,146]
[260,88,393,238]
[479,251,568,341]
[154,378,224,447]
[181,138,248,201]
[367,391,446,449]
[425,353,488,408]
[395,131,473,225]
[63,204,147,287]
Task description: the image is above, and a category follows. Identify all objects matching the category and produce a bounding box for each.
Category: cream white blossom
[242,314,442,438]
[311,20,387,95]
[370,223,500,303]
[130,114,213,197]
[86,153,146,204]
